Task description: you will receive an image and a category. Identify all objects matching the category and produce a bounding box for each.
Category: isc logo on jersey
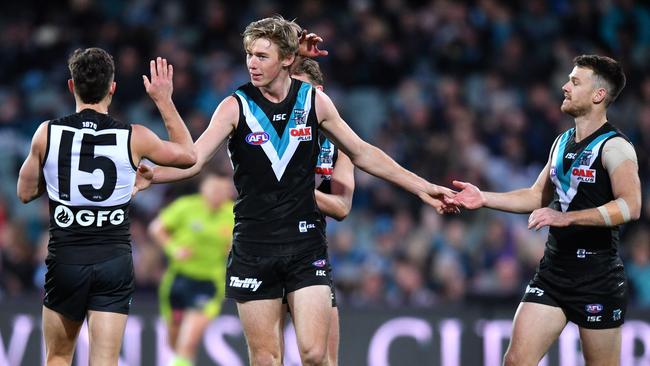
[572,167,596,183]
[290,127,312,141]
[54,205,125,228]
[246,132,270,145]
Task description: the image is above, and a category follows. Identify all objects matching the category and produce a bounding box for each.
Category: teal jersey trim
[235,82,311,159]
[554,129,616,193]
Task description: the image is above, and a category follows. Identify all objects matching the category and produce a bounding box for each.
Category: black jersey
[42,109,136,264]
[315,135,339,194]
[229,79,325,253]
[547,122,628,256]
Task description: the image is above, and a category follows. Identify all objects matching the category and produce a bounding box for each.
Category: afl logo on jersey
[246,132,270,145]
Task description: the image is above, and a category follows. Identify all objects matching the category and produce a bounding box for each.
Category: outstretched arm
[315,151,355,221]
[17,122,48,203]
[453,135,559,213]
[453,160,554,213]
[316,90,456,213]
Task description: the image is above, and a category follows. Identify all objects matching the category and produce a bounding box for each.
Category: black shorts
[522,254,628,329]
[43,254,135,321]
[169,274,218,310]
[226,244,332,301]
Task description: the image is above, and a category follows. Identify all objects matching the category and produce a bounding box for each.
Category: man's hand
[420,184,459,214]
[143,57,173,104]
[528,207,570,231]
[298,30,329,58]
[453,180,486,210]
[132,164,153,197]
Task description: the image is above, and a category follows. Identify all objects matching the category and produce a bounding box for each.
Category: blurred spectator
[1,0,649,308]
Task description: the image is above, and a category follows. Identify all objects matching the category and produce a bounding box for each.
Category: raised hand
[298,30,329,58]
[143,57,173,104]
[452,180,486,209]
[131,163,153,197]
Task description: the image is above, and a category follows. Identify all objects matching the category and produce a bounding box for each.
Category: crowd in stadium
[1,0,649,308]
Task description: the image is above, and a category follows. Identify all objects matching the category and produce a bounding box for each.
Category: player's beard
[561,99,590,117]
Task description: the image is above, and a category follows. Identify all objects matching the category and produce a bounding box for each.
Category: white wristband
[615,198,631,222]
[597,206,612,226]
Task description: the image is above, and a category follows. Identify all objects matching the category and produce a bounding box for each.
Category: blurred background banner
[2,0,650,364]
[2,298,650,366]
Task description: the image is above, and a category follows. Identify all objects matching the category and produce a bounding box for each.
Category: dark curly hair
[67,47,115,104]
[573,55,626,106]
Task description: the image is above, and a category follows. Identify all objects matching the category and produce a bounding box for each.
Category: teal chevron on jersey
[554,129,616,194]
[235,82,311,160]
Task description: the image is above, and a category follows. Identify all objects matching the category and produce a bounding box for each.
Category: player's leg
[279,295,290,362]
[503,302,567,366]
[285,246,334,366]
[287,285,332,366]
[227,245,285,366]
[579,327,621,366]
[42,260,90,365]
[237,299,284,366]
[42,306,83,366]
[86,254,134,365]
[327,306,340,366]
[86,310,128,366]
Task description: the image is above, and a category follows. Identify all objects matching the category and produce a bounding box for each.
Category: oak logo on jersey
[245,131,270,145]
[53,205,125,228]
[315,166,333,176]
[290,126,312,141]
[572,167,596,183]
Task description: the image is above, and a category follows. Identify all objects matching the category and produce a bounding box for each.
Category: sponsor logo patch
[312,259,327,268]
[577,150,593,166]
[293,109,307,125]
[246,131,270,145]
[613,309,622,321]
[525,285,544,297]
[229,276,262,292]
[585,304,603,314]
[298,220,316,233]
[54,205,125,227]
[572,168,596,183]
[290,127,312,141]
[315,167,333,175]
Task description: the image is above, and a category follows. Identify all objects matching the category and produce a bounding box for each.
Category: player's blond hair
[243,16,299,61]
